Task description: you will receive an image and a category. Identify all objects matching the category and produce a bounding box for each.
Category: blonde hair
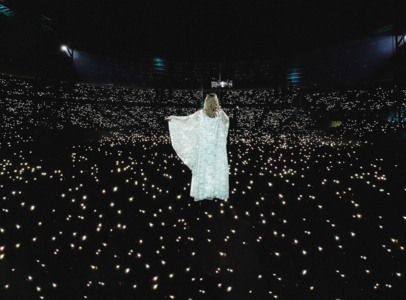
[203,93,220,118]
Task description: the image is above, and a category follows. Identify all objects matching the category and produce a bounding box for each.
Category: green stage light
[0,4,14,17]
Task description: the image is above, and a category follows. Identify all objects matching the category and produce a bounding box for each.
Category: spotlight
[61,44,73,59]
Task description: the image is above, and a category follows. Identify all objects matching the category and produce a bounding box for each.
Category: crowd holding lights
[1,75,406,299]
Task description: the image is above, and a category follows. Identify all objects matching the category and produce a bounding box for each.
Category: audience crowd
[1,75,405,299]
[1,76,405,140]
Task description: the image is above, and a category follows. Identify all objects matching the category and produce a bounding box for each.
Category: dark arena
[1,1,406,299]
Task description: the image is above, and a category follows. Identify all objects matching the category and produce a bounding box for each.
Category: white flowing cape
[168,109,229,201]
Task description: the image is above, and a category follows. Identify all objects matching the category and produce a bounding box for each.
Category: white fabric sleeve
[168,110,201,171]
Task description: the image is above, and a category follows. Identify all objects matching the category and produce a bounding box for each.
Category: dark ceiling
[2,0,405,62]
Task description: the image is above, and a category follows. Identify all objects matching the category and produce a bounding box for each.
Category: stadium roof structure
[10,0,401,61]
[0,0,55,34]
[1,0,406,88]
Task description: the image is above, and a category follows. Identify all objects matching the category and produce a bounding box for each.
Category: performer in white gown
[165,93,229,201]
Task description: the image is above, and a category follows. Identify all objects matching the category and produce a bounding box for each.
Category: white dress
[168,108,229,201]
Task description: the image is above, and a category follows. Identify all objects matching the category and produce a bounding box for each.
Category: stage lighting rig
[61,44,73,59]
[211,79,233,88]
